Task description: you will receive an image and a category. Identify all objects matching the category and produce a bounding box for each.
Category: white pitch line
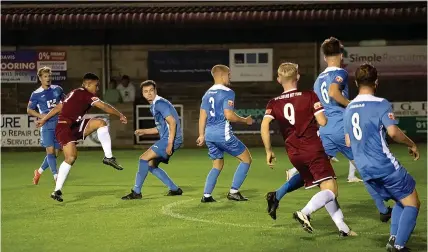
[161,199,427,238]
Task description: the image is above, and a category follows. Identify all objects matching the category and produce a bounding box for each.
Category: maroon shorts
[55,119,90,147]
[288,150,336,189]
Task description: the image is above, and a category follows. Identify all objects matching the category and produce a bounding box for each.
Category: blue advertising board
[1,50,67,84]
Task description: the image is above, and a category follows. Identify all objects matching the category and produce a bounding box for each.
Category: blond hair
[211,64,230,77]
[37,66,52,77]
[277,62,299,80]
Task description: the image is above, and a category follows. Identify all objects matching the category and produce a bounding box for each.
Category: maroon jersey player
[260,63,356,236]
[37,73,127,202]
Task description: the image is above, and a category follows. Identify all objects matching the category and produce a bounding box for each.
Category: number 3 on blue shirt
[209,97,215,117]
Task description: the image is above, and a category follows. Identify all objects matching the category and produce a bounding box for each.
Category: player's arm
[224,109,248,124]
[314,111,327,126]
[135,127,158,136]
[345,134,351,147]
[27,96,43,119]
[312,96,327,126]
[261,116,273,153]
[37,103,63,127]
[387,125,418,152]
[382,104,419,160]
[261,116,276,167]
[165,115,177,145]
[223,92,252,125]
[92,100,126,122]
[328,83,350,107]
[27,108,43,119]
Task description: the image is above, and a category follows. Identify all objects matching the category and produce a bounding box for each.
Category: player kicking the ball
[121,80,183,199]
[261,63,356,236]
[37,73,127,202]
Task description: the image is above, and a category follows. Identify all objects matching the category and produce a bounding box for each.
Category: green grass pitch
[2,145,427,252]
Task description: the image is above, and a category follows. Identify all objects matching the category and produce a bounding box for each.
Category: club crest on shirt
[265,109,272,115]
[335,76,343,83]
[228,100,234,107]
[388,112,396,120]
[314,102,322,110]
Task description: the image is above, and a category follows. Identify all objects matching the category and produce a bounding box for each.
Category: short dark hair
[321,37,344,57]
[140,80,156,89]
[122,75,130,81]
[355,63,378,87]
[83,72,99,81]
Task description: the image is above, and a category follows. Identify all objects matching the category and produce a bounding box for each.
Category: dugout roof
[2,1,427,30]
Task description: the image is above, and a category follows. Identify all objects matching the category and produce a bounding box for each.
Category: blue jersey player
[122,80,183,199]
[197,64,253,203]
[344,63,420,252]
[311,37,362,183]
[27,67,64,184]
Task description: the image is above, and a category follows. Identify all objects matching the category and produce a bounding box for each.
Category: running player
[262,63,356,236]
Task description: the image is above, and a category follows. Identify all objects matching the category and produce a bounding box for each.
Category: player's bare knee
[46,147,55,155]
[65,155,77,165]
[320,179,338,197]
[99,119,107,127]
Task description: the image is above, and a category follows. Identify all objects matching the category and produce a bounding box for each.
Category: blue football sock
[149,166,179,191]
[395,206,419,247]
[47,154,58,175]
[133,159,149,194]
[204,168,221,194]
[40,156,49,171]
[275,173,304,201]
[231,162,250,190]
[390,202,404,236]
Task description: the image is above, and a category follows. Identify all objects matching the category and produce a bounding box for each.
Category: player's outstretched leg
[201,159,223,203]
[122,149,158,200]
[393,189,420,251]
[33,156,49,185]
[364,181,391,222]
[266,173,304,220]
[227,147,252,201]
[347,161,363,183]
[51,142,77,202]
[84,119,124,170]
[148,162,182,196]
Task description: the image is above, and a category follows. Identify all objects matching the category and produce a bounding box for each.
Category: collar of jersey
[322,66,342,74]
[351,94,384,104]
[152,95,162,104]
[210,84,231,91]
[34,86,53,93]
[282,88,297,94]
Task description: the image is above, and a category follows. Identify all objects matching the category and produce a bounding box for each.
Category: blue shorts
[206,136,246,160]
[319,133,354,160]
[150,138,182,164]
[40,129,61,149]
[365,167,416,202]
